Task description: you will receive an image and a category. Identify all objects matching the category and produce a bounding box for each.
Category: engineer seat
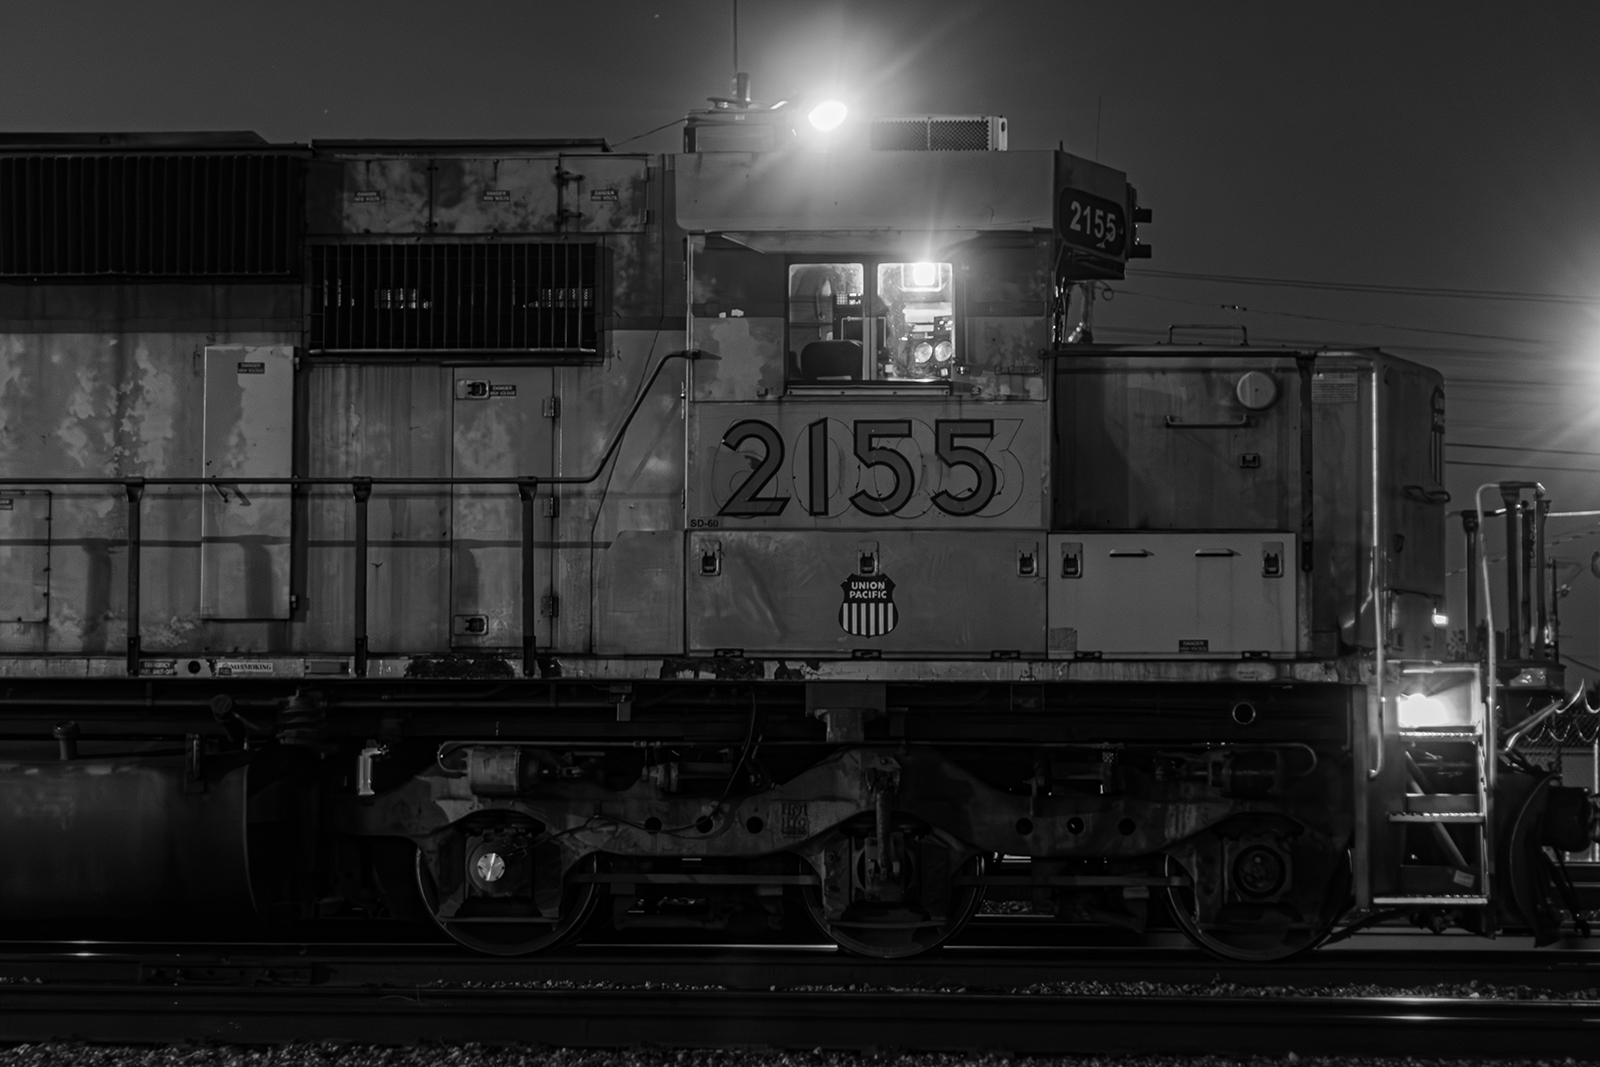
[799,339,862,381]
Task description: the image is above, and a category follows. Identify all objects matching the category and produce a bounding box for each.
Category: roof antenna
[732,0,750,107]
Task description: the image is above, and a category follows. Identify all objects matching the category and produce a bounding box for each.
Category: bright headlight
[913,342,933,364]
[808,100,848,132]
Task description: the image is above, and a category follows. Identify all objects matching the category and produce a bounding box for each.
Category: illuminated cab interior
[787,259,957,383]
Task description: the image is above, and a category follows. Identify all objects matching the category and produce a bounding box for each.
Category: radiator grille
[929,119,994,152]
[869,120,933,151]
[0,153,300,277]
[869,116,1006,152]
[310,242,600,352]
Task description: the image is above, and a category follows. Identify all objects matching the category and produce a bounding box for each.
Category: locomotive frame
[0,118,1590,960]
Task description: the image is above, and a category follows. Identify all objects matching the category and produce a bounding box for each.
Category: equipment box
[1047,532,1297,658]
[688,529,1046,658]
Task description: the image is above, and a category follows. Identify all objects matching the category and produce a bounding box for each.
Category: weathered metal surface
[450,367,553,650]
[689,315,786,401]
[593,529,684,655]
[686,529,1046,656]
[0,756,252,918]
[553,330,685,654]
[1308,358,1368,655]
[307,152,644,236]
[1381,357,1448,657]
[303,363,452,654]
[675,151,1056,233]
[690,400,1046,530]
[0,319,289,654]
[1048,532,1298,657]
[1053,354,1304,531]
[431,157,558,234]
[306,157,430,235]
[200,345,293,619]
[564,155,650,232]
[0,490,49,623]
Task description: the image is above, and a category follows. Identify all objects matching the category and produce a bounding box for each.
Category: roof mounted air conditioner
[869,115,1007,152]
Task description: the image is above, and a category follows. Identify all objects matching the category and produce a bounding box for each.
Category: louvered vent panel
[0,154,300,277]
[310,243,600,352]
[869,116,1006,152]
[928,119,993,152]
[869,120,930,151]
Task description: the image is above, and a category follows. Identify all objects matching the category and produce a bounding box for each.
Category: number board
[691,403,1045,529]
[1058,186,1127,259]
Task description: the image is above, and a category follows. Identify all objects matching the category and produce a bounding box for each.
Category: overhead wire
[1125,268,1593,306]
[1107,286,1559,347]
[611,117,687,149]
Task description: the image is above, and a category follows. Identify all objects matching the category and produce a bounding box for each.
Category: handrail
[0,350,707,679]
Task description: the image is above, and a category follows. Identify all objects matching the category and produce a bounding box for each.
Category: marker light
[808,100,848,132]
[1432,611,1449,628]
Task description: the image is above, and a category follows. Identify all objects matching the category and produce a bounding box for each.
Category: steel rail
[0,981,1595,1055]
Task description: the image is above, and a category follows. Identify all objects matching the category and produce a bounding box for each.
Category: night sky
[5,0,1599,668]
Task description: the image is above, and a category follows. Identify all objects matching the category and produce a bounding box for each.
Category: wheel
[1164,836,1351,962]
[800,822,985,959]
[1503,772,1590,946]
[415,844,601,956]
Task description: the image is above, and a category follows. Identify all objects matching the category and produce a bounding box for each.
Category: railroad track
[0,933,1599,1055]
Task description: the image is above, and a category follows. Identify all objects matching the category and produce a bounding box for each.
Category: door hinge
[542,496,560,518]
[543,396,560,419]
[541,594,560,618]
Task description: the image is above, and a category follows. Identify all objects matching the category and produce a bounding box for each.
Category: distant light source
[808,100,848,132]
[1432,610,1449,628]
[909,261,938,287]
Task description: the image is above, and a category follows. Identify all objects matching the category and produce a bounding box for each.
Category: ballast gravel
[413,978,1599,1002]
[0,1047,1594,1067]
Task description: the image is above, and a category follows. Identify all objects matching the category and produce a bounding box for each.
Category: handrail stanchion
[352,478,373,678]
[518,477,538,678]
[1534,494,1549,658]
[1462,509,1480,657]
[1501,486,1523,660]
[124,479,145,677]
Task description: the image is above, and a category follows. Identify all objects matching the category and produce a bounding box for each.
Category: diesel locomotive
[0,101,1591,961]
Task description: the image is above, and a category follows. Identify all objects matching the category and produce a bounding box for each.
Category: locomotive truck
[0,101,1590,960]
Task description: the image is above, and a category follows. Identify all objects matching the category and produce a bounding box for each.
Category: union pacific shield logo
[840,573,898,637]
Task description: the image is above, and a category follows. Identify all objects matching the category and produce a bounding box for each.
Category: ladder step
[1399,726,1481,739]
[1389,812,1484,823]
[1373,895,1489,906]
[1405,793,1481,815]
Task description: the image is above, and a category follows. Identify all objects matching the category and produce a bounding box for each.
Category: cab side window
[787,263,865,381]
[786,259,956,384]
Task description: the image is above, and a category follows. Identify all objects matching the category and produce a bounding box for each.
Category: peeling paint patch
[125,344,179,474]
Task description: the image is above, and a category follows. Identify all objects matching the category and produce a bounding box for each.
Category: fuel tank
[0,753,253,919]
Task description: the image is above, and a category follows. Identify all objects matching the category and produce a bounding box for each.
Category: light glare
[1396,691,1475,730]
[808,100,848,132]
[910,261,938,287]
[1396,694,1451,729]
[1432,611,1449,627]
